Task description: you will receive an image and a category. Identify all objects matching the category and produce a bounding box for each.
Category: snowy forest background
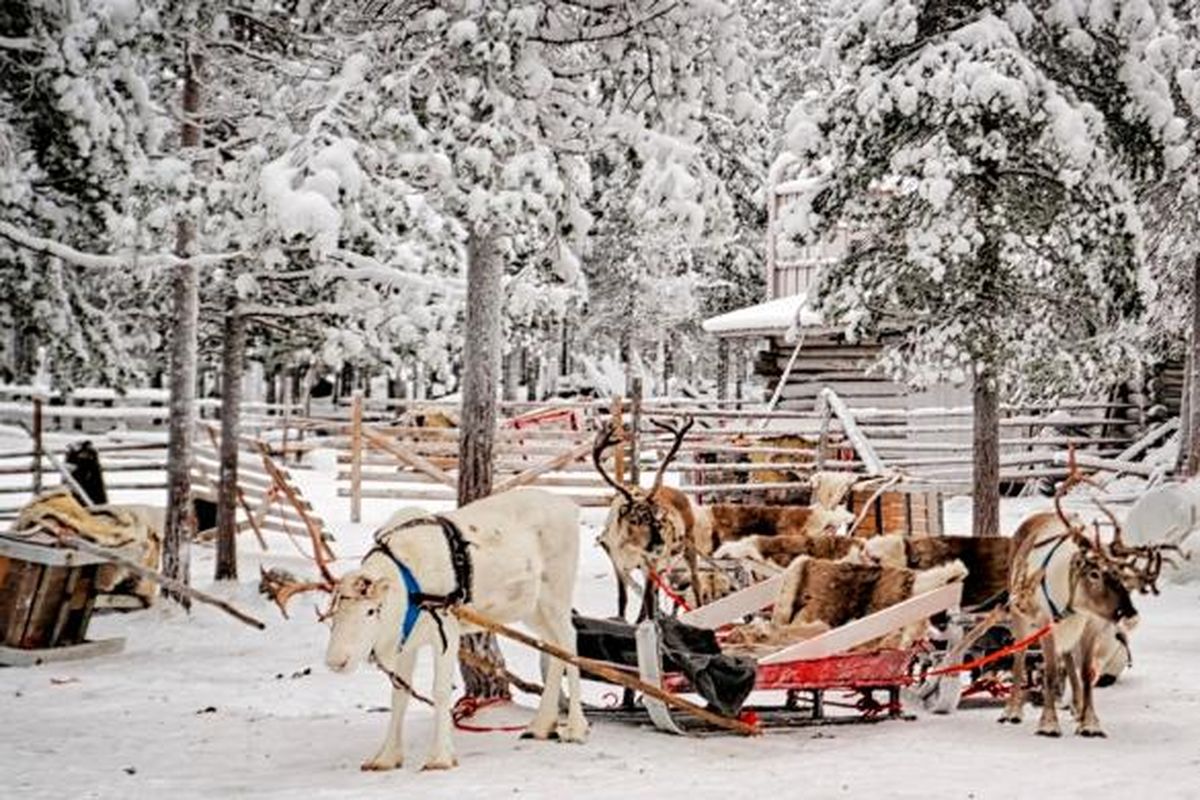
[1,0,1198,406]
[0,0,825,400]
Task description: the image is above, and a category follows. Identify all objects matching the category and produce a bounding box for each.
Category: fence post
[611,395,625,483]
[629,377,643,486]
[350,390,363,523]
[815,391,831,471]
[32,393,44,493]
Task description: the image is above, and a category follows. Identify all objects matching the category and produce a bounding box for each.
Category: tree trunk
[1185,258,1200,476]
[457,224,509,699]
[215,297,245,581]
[162,43,203,605]
[972,361,1001,537]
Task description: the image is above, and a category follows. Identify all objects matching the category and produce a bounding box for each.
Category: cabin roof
[702,293,824,339]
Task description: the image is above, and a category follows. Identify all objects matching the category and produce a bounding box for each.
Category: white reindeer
[323,488,588,771]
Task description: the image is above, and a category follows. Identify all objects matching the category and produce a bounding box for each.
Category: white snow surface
[1,468,1199,799]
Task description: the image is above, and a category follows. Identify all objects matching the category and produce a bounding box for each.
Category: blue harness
[366,515,474,650]
[394,559,425,645]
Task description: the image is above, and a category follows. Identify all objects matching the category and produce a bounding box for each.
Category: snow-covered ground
[2,446,1199,799]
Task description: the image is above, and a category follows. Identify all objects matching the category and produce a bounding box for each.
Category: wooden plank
[361,428,457,488]
[759,582,963,665]
[350,392,363,523]
[492,440,596,493]
[679,574,787,630]
[22,565,68,648]
[3,561,42,647]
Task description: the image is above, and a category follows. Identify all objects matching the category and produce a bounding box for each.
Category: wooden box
[846,487,944,538]
[0,534,124,666]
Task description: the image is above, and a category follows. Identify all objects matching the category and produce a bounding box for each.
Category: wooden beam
[361,427,457,487]
[492,440,597,493]
[819,388,886,474]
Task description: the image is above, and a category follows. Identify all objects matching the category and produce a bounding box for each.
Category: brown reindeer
[1001,471,1177,738]
[593,417,716,608]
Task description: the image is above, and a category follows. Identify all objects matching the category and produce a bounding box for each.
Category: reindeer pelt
[768,555,967,649]
[707,504,855,550]
[721,531,1009,608]
[18,490,162,604]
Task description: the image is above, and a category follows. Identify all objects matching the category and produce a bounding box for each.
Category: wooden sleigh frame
[593,575,964,734]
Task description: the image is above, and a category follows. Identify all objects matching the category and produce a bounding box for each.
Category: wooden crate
[0,534,124,665]
[846,487,943,538]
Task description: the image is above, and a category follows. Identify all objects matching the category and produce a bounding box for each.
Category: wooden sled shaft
[453,605,759,736]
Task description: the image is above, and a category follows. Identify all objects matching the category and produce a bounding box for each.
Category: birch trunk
[215,297,245,581]
[161,44,202,604]
[457,224,509,699]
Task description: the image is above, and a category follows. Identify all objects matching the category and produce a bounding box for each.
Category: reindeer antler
[650,416,694,492]
[1055,446,1185,594]
[593,421,635,503]
[1054,449,1087,542]
[259,566,332,618]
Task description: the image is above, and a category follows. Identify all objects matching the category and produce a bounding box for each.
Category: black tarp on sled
[572,614,757,716]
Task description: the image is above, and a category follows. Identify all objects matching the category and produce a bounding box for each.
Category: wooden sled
[592,576,963,734]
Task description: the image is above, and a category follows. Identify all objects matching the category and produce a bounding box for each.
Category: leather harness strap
[366,515,475,651]
[1032,534,1072,622]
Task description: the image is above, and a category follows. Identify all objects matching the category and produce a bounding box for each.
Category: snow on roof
[702,293,824,338]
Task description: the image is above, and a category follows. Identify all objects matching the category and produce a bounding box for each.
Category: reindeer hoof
[520,728,557,741]
[997,714,1022,725]
[1036,726,1062,738]
[421,756,458,771]
[360,756,401,771]
[1077,726,1107,738]
[559,723,590,744]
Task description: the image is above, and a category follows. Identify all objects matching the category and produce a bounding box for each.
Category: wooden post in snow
[31,394,43,493]
[629,377,643,487]
[350,390,363,523]
[611,396,625,482]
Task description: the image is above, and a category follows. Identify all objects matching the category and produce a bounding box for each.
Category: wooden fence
[0,385,306,522]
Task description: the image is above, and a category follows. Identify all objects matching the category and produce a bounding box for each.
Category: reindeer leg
[1063,651,1084,719]
[422,618,460,771]
[1075,625,1106,738]
[362,645,417,771]
[999,621,1027,724]
[1036,632,1062,737]
[535,604,589,743]
[523,610,568,741]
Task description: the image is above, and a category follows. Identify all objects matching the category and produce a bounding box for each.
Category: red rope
[925,623,1053,679]
[647,569,692,612]
[451,696,527,733]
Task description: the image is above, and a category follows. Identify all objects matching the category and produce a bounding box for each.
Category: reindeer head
[593,417,694,580]
[1067,539,1139,624]
[323,570,397,674]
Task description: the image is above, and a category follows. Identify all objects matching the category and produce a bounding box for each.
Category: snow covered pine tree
[781,1,1197,535]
